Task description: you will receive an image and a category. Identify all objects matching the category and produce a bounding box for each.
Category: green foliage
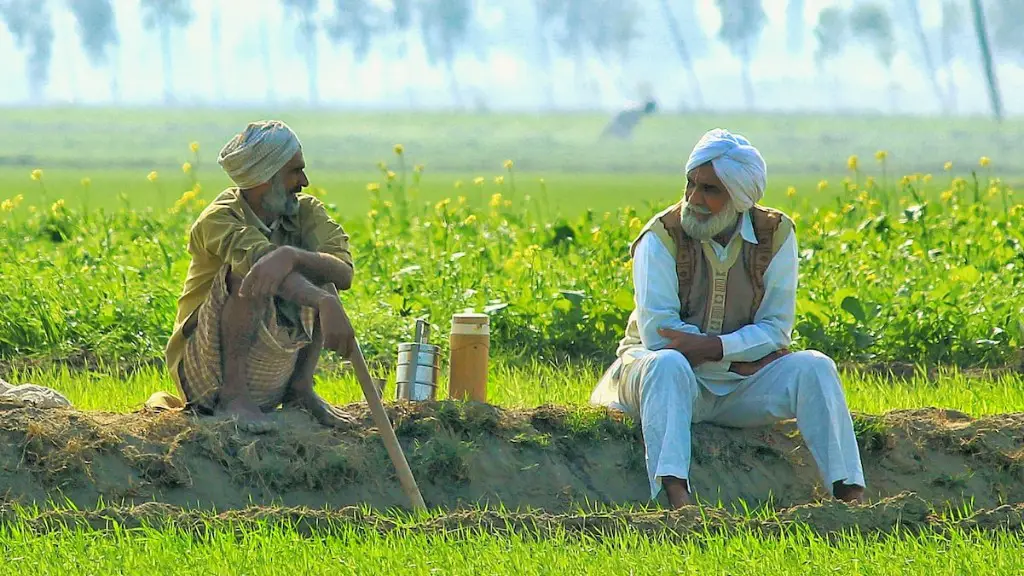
[849,2,896,68]
[813,6,847,68]
[2,149,1023,373]
[139,0,192,30]
[419,0,473,67]
[714,0,767,61]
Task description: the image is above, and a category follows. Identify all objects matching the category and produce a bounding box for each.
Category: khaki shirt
[164,188,353,391]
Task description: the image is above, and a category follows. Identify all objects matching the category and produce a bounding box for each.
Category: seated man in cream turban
[591,128,865,508]
[164,120,356,430]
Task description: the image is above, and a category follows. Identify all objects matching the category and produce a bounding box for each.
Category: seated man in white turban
[591,128,865,508]
[164,120,357,431]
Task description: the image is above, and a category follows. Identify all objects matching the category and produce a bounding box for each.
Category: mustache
[684,203,712,215]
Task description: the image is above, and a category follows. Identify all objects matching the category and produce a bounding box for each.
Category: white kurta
[591,211,865,500]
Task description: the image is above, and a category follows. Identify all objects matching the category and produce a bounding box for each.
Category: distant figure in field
[590,128,866,508]
[161,120,358,432]
[600,99,657,140]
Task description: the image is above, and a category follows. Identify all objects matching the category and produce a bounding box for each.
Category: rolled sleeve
[301,199,353,266]
[191,208,275,277]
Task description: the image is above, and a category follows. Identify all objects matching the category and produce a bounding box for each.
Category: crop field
[1,109,1024,572]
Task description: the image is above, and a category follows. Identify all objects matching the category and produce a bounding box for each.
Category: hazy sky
[0,0,1020,116]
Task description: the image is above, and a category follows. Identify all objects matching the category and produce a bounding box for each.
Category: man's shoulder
[296,193,340,224]
[189,188,244,230]
[749,205,795,255]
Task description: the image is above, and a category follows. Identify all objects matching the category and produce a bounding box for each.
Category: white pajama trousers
[601,349,866,500]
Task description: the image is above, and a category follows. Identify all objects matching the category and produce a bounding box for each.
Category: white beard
[680,201,740,241]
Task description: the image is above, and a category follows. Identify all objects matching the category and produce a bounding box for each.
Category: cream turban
[217,120,302,189]
[684,128,767,211]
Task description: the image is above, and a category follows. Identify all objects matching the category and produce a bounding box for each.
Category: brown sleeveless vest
[629,202,791,332]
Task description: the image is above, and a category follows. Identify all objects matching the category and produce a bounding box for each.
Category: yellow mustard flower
[147,171,159,183]
[393,144,404,155]
[454,180,463,189]
[943,161,953,172]
[366,182,381,192]
[189,141,200,153]
[940,190,954,203]
[847,155,859,171]
[503,159,514,170]
[874,150,888,162]
[463,214,477,225]
[473,177,485,186]
[490,193,502,208]
[182,162,192,174]
[386,170,396,182]
[922,174,932,184]
[817,180,828,192]
[30,169,43,181]
[1,199,13,212]
[494,175,505,185]
[629,217,642,230]
[979,156,991,168]
[786,186,797,198]
[51,199,65,213]
[80,177,91,187]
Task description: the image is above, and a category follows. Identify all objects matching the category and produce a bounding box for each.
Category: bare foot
[218,395,275,434]
[284,391,359,429]
[663,476,694,509]
[833,481,865,503]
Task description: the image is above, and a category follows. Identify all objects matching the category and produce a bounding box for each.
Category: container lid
[452,312,489,326]
[397,342,440,353]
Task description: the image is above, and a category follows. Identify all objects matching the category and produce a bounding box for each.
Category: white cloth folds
[685,128,767,211]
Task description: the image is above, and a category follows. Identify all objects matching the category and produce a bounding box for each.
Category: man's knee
[640,349,698,399]
[791,350,845,398]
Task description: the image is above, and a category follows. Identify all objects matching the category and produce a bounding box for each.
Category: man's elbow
[337,263,354,291]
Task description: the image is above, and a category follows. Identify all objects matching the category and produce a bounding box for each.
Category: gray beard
[263,173,300,218]
[680,202,740,242]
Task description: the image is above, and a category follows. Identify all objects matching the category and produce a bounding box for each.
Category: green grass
[0,522,1022,575]
[11,363,1024,417]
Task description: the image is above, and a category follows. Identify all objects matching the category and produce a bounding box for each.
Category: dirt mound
[0,402,1022,514]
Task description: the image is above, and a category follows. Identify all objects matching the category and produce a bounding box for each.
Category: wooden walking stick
[348,337,427,511]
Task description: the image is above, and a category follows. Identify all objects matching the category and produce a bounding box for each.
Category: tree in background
[970,0,1001,121]
[280,0,321,106]
[990,0,1024,61]
[0,0,54,102]
[904,0,947,112]
[210,0,223,101]
[419,0,473,107]
[938,0,966,112]
[714,0,766,110]
[786,0,804,55]
[813,6,846,107]
[657,0,703,108]
[848,2,897,110]
[538,0,642,106]
[325,0,381,65]
[139,0,193,105]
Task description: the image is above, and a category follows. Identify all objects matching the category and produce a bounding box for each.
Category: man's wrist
[317,290,340,310]
[701,336,724,361]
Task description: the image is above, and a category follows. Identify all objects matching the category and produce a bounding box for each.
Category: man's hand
[657,328,723,366]
[241,246,296,299]
[728,349,791,376]
[318,294,356,358]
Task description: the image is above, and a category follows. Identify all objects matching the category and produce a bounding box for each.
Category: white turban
[684,128,767,211]
[217,120,301,189]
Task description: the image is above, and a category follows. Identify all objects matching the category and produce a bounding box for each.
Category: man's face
[684,162,730,219]
[681,162,739,241]
[263,150,308,218]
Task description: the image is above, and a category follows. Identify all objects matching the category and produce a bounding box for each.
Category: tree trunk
[740,43,754,110]
[970,0,1002,121]
[160,21,174,104]
[940,14,957,113]
[446,58,462,109]
[299,14,319,106]
[906,0,947,112]
[657,0,703,109]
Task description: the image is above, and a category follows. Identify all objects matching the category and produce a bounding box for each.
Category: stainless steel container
[395,319,440,401]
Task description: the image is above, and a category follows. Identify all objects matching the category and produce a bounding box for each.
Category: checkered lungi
[180,265,317,412]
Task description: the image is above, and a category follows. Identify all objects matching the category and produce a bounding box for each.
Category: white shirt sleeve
[633,232,705,351]
[717,228,798,362]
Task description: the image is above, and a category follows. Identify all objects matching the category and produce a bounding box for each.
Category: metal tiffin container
[395,319,441,401]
